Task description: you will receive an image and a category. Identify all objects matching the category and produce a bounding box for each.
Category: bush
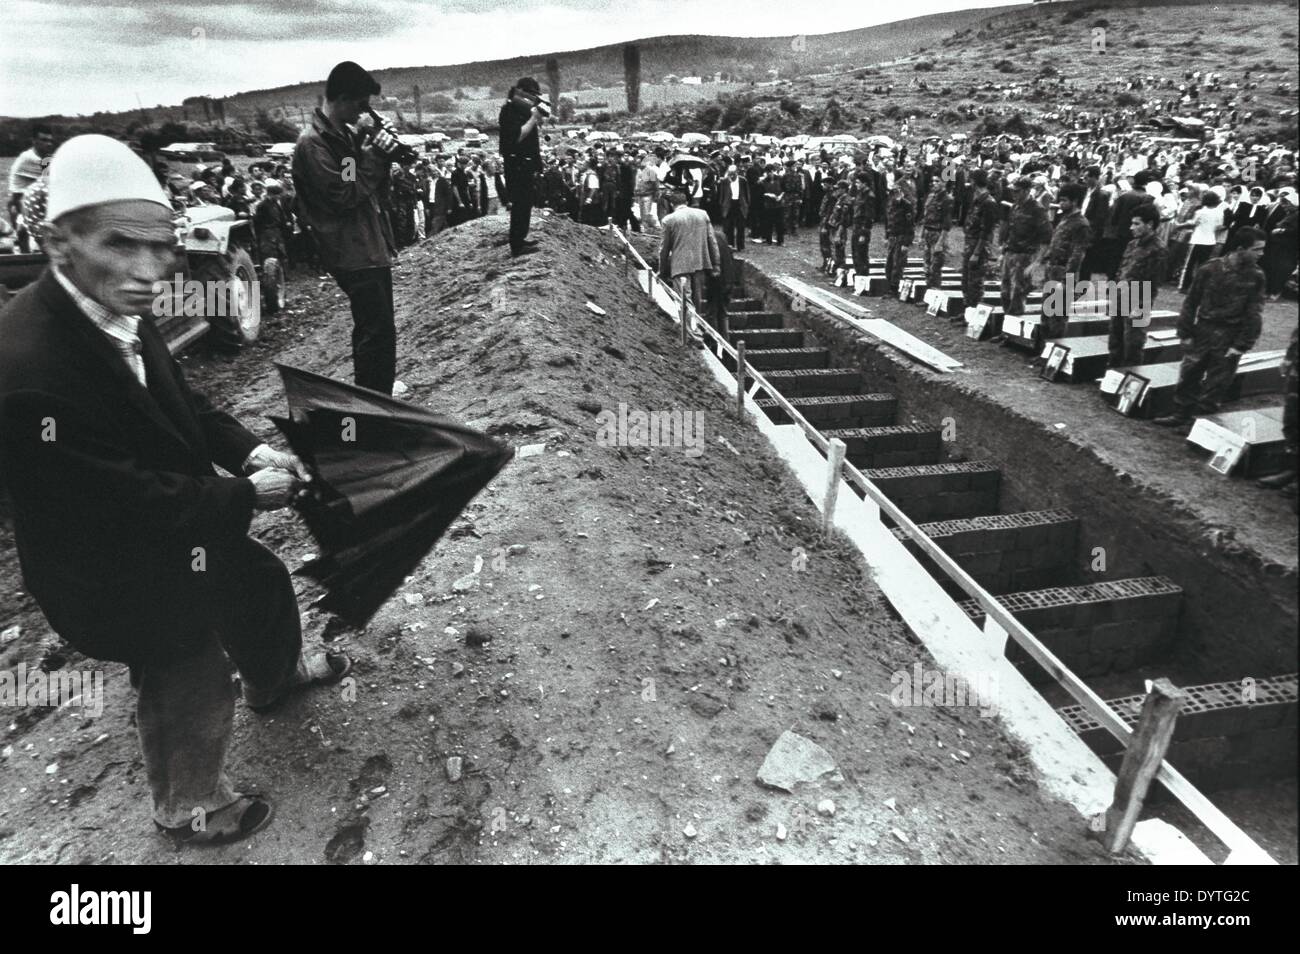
[427,94,455,113]
[914,60,936,71]
[993,59,1018,74]
[1092,18,1109,28]
[1132,38,1150,49]
[1003,41,1017,50]
[779,97,803,116]
[1115,91,1140,106]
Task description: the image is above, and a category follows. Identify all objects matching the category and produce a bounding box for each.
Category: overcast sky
[2,0,1017,117]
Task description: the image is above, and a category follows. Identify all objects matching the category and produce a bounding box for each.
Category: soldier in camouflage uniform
[962,169,1000,309]
[1000,176,1050,318]
[819,179,849,273]
[921,181,953,289]
[1110,204,1167,368]
[850,173,875,279]
[782,164,804,237]
[1040,183,1092,339]
[1154,227,1268,430]
[885,179,917,295]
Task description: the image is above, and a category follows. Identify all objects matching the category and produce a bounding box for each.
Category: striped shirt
[53,266,146,386]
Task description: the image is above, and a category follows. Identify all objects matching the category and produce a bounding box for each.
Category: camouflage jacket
[852,189,875,230]
[822,193,849,230]
[921,190,953,231]
[1002,195,1052,253]
[886,192,916,239]
[1116,231,1167,296]
[1177,256,1266,351]
[1044,210,1092,271]
[963,191,1000,248]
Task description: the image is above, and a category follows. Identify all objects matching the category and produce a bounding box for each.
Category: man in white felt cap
[0,135,352,846]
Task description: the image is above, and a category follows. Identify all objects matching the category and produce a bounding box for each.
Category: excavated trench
[717,254,1296,820]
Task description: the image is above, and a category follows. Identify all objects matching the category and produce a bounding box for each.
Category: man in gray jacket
[293,61,400,395]
[658,191,721,319]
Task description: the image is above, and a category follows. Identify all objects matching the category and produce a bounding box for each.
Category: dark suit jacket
[1081,186,1111,238]
[719,177,750,219]
[428,175,453,217]
[0,271,260,664]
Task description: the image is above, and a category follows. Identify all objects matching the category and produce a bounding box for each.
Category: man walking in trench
[0,135,353,845]
[293,61,403,397]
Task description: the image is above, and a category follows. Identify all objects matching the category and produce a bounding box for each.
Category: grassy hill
[620,0,1299,144]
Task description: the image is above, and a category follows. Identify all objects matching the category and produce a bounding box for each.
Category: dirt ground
[0,213,1133,864]
[748,225,1300,572]
[736,224,1299,865]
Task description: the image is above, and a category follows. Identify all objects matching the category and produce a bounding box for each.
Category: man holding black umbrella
[0,135,350,846]
[498,77,546,257]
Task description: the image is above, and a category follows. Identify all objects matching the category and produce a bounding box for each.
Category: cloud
[1,0,1012,116]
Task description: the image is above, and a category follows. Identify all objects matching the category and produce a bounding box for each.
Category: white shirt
[729,177,740,200]
[1188,205,1225,245]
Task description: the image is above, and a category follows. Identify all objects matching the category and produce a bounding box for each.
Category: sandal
[247,650,353,714]
[156,794,274,847]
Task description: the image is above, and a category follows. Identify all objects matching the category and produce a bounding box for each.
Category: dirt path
[0,214,1124,864]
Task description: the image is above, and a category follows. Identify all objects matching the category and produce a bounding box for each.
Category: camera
[519,91,552,117]
[365,108,420,165]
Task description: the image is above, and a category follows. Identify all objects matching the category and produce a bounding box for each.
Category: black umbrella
[668,154,712,171]
[270,364,512,625]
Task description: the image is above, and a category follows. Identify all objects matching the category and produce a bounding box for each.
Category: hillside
[622,0,1300,144]
[1,1,1296,155]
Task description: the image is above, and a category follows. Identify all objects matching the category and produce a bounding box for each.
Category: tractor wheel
[260,257,286,315]
[192,247,261,350]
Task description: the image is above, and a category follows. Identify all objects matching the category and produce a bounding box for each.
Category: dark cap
[326,61,381,101]
[515,77,542,95]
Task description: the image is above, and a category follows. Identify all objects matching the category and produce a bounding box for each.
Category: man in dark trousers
[962,169,1000,309]
[1104,172,1157,281]
[1078,165,1111,280]
[293,61,401,396]
[718,164,749,250]
[851,172,876,281]
[499,77,545,256]
[0,135,349,845]
[1154,227,1268,431]
[1110,204,1167,368]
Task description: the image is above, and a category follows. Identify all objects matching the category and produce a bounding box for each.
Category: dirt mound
[0,213,1117,863]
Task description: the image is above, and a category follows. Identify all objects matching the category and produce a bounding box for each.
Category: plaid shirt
[53,266,146,386]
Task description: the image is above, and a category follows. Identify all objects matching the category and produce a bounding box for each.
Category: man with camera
[498,77,547,258]
[292,61,402,397]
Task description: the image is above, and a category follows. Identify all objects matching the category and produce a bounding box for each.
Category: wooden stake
[735,340,746,418]
[822,438,846,535]
[1104,678,1189,854]
[680,280,689,346]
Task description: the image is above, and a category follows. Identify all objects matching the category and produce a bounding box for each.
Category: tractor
[0,200,286,355]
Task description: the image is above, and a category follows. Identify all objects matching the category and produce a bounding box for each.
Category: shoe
[1257,469,1297,489]
[1280,480,1298,497]
[156,794,274,846]
[1151,414,1191,428]
[511,246,538,258]
[520,238,540,248]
